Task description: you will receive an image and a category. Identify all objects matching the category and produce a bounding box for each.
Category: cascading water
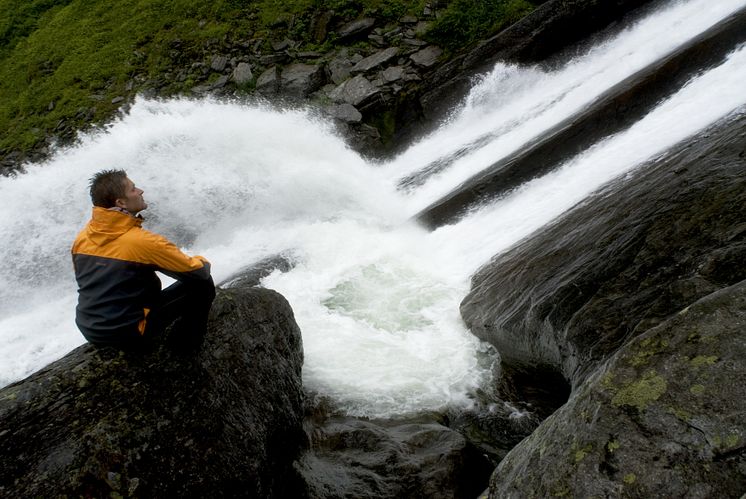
[1,0,744,419]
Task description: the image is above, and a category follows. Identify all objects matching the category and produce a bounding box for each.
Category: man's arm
[131,229,211,282]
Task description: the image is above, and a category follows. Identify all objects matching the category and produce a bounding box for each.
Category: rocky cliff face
[0,285,306,497]
[461,110,746,495]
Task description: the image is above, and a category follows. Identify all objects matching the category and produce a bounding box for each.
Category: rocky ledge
[461,112,746,496]
[0,285,306,497]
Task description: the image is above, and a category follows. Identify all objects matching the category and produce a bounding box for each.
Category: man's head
[89,169,147,214]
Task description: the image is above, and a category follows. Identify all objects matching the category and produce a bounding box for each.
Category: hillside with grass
[0,0,536,170]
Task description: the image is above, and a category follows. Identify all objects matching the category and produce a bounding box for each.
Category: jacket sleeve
[131,229,211,282]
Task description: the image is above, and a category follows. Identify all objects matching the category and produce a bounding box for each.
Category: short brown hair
[89,169,128,208]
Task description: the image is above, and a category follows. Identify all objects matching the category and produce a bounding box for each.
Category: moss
[424,0,536,53]
[623,473,636,484]
[667,406,691,421]
[690,355,718,367]
[723,432,740,449]
[572,442,593,463]
[607,440,620,453]
[611,370,667,411]
[629,337,669,367]
[689,384,705,395]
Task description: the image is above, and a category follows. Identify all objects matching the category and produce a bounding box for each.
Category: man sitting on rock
[72,169,215,350]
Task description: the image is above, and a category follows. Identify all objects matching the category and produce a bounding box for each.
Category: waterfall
[1,0,744,418]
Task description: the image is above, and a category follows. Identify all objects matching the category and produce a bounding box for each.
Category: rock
[328,57,353,85]
[311,11,334,43]
[298,416,494,499]
[111,96,124,104]
[280,63,326,98]
[329,75,380,106]
[231,62,253,85]
[219,254,296,288]
[0,286,306,497]
[410,45,443,67]
[328,103,362,123]
[461,113,746,390]
[351,47,399,74]
[337,18,376,41]
[459,113,746,494]
[256,66,281,94]
[210,55,228,72]
[489,281,746,497]
[382,66,404,82]
[272,39,292,52]
[211,74,229,89]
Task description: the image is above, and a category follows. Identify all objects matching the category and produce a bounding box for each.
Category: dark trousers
[145,277,217,349]
[91,277,216,351]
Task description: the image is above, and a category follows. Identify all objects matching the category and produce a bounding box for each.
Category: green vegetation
[0,0,535,161]
[425,0,536,53]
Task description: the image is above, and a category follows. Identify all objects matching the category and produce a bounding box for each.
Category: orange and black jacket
[71,207,210,344]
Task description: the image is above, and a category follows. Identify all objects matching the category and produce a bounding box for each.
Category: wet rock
[410,45,442,67]
[298,416,494,499]
[280,63,326,98]
[256,66,281,94]
[329,75,380,106]
[351,47,399,74]
[337,18,376,41]
[0,286,306,497]
[231,62,253,85]
[312,11,334,43]
[382,66,405,82]
[329,57,354,85]
[489,281,746,497]
[210,54,228,72]
[460,113,746,495]
[328,103,363,123]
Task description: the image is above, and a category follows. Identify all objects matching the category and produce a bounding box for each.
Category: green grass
[0,0,532,159]
[425,0,536,53]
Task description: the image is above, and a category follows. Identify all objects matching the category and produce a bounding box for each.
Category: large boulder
[460,111,746,495]
[0,286,306,497]
[462,112,746,389]
[489,281,746,497]
[297,415,495,499]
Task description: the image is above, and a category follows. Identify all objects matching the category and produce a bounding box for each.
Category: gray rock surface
[351,47,399,73]
[0,286,306,497]
[489,281,746,498]
[298,416,494,499]
[281,63,326,97]
[410,45,442,67]
[329,75,379,106]
[231,62,253,85]
[460,113,746,496]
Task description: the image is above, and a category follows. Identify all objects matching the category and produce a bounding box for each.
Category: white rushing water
[1,0,744,418]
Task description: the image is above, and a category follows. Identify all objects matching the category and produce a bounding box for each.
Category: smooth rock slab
[0,286,306,498]
[489,281,746,498]
[329,75,380,106]
[351,47,399,73]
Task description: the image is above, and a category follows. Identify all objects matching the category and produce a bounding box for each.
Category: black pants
[145,277,216,349]
[91,277,216,351]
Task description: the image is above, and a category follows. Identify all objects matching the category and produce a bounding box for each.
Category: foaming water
[385,0,746,215]
[0,99,492,417]
[2,0,745,419]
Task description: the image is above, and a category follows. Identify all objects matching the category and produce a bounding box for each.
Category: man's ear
[114,198,127,209]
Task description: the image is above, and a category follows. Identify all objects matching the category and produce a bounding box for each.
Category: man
[72,169,215,350]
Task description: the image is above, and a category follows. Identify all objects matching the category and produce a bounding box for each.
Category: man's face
[116,177,147,214]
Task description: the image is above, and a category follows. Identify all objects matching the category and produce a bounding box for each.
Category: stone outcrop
[0,285,306,497]
[490,281,746,497]
[460,111,746,495]
[298,416,494,499]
